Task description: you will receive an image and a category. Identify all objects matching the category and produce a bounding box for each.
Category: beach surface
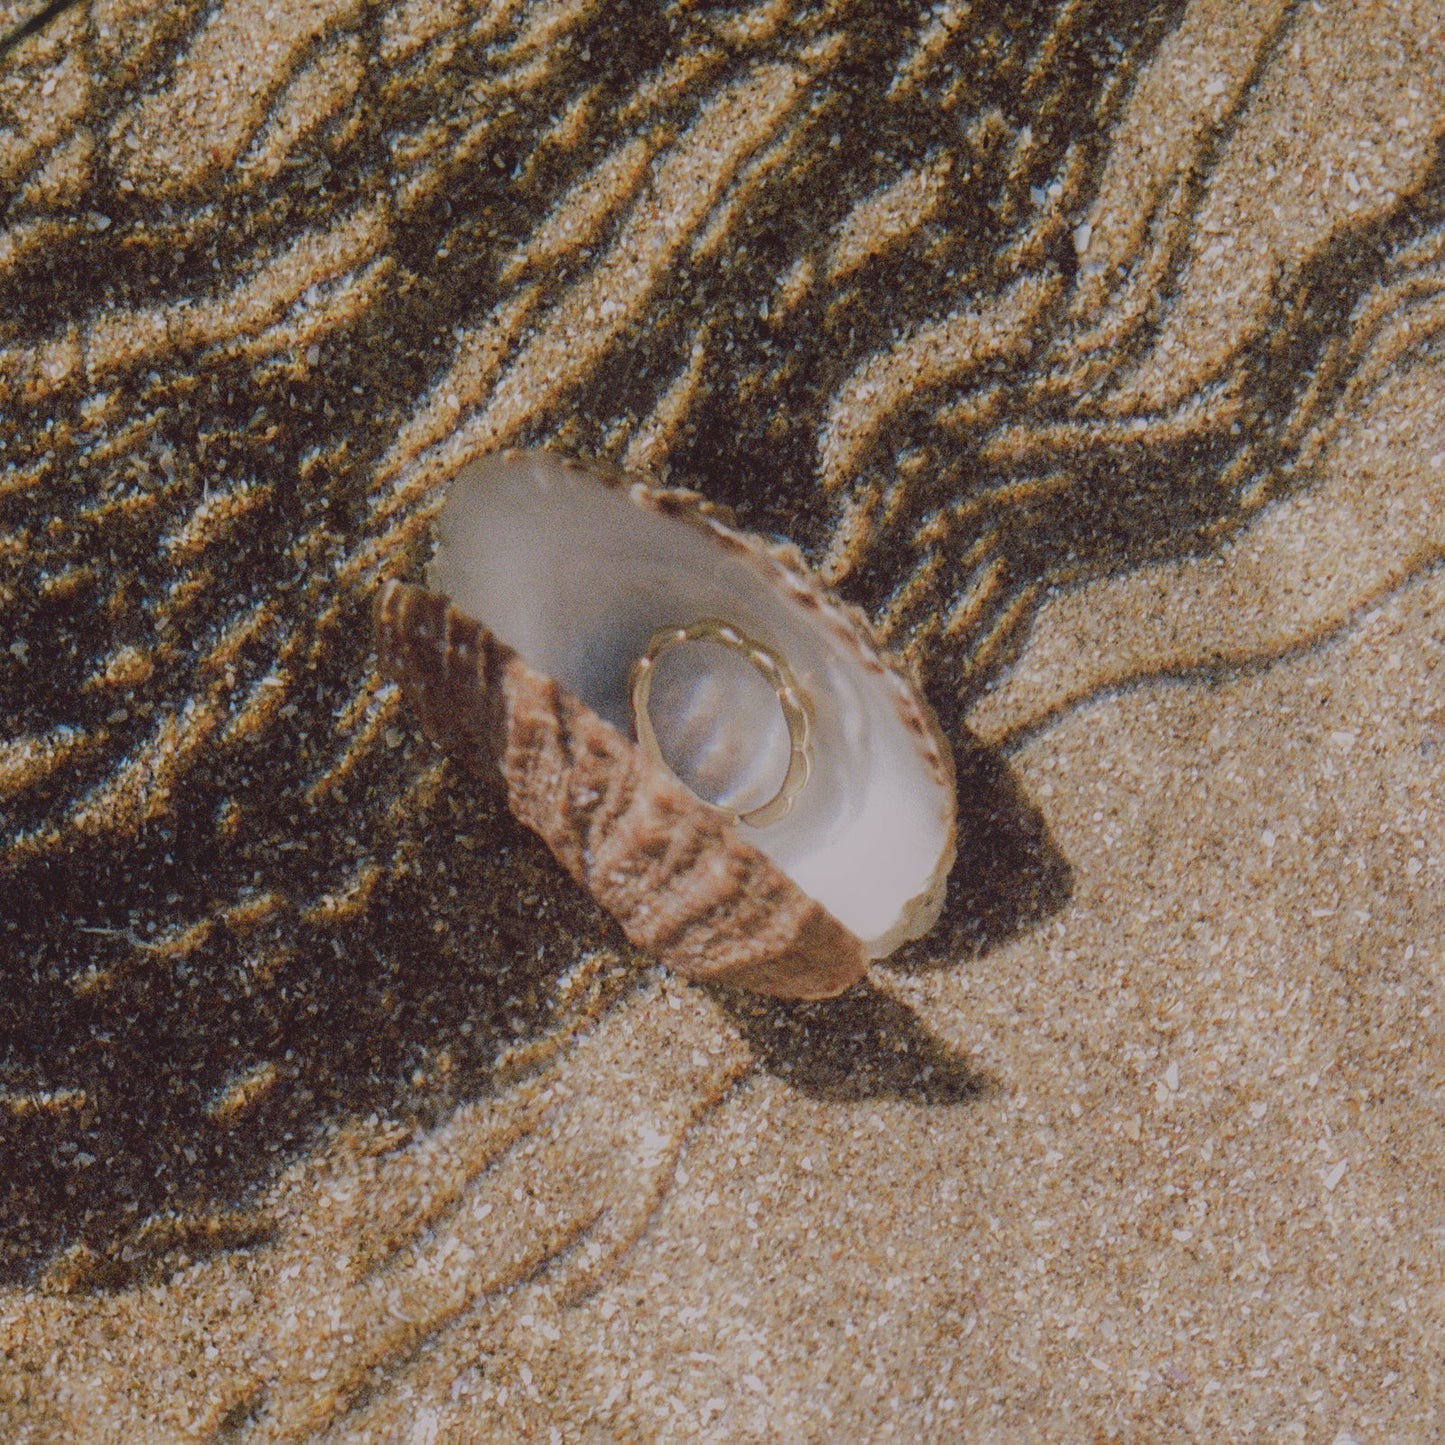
[1,0,1443,1439]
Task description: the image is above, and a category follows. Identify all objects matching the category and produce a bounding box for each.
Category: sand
[1,0,1442,1439]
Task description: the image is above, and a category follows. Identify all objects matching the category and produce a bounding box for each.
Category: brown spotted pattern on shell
[375,578,866,998]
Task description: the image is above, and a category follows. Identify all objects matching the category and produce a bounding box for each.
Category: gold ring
[629,619,812,828]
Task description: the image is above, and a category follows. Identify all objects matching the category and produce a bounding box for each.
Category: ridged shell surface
[375,579,866,999]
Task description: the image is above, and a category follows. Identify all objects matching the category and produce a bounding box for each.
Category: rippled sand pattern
[1,0,1443,1438]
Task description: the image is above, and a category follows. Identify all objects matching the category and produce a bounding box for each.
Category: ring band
[629,619,812,828]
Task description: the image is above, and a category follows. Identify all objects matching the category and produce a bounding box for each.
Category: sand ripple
[1,0,1442,1437]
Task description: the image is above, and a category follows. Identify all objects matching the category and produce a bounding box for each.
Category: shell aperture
[379,449,957,996]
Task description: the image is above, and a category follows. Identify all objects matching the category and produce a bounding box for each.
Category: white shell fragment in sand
[376,449,956,999]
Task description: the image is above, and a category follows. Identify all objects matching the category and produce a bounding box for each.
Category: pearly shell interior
[428,450,955,956]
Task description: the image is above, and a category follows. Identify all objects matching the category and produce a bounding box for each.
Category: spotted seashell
[375,450,957,999]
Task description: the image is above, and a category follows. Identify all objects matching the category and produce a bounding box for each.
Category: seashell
[375,450,956,999]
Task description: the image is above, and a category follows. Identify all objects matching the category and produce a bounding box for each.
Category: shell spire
[376,579,868,999]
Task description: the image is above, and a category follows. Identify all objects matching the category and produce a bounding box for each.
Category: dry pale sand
[1,0,1443,1440]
